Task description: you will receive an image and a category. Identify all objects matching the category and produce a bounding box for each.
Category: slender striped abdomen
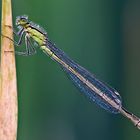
[47,41,122,114]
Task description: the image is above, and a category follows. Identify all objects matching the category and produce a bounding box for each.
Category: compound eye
[20,18,27,23]
[22,19,26,22]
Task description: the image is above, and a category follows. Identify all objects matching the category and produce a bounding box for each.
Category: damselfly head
[16,15,29,26]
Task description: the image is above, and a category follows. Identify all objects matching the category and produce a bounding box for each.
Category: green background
[1,0,140,140]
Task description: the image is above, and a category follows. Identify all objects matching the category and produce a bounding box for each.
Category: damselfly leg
[2,25,36,56]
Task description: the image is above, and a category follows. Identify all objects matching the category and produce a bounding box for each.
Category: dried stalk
[0,0,18,140]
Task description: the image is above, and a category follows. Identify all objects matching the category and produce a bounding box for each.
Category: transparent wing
[47,40,122,114]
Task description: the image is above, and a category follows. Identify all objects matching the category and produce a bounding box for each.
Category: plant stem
[0,0,18,140]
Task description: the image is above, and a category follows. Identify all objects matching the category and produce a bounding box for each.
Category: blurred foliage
[1,0,140,140]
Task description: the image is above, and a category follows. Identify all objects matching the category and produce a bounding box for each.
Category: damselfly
[4,15,140,129]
